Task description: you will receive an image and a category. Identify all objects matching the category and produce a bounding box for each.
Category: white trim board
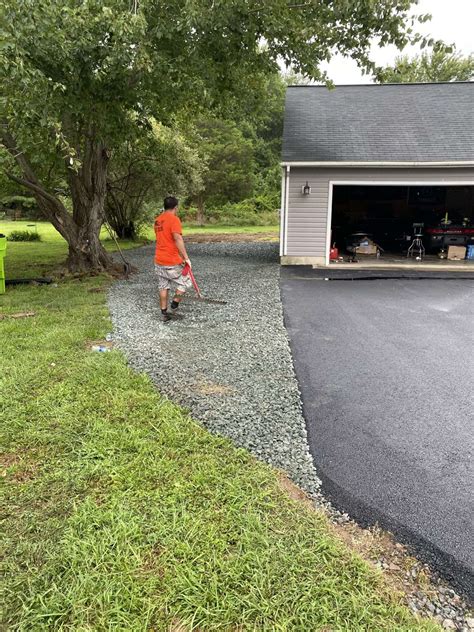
[325,184,334,266]
[279,168,285,256]
[284,166,290,256]
[325,179,474,265]
[281,161,474,168]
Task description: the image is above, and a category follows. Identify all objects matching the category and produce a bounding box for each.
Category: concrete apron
[323,261,474,272]
[283,265,474,281]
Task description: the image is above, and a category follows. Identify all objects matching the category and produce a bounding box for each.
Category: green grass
[183,224,278,234]
[140,223,279,241]
[0,220,278,279]
[0,235,438,631]
[0,220,142,279]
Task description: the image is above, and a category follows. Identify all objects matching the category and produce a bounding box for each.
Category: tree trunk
[65,138,116,273]
[114,222,136,240]
[65,228,112,273]
[105,188,137,241]
[2,124,118,275]
[196,195,205,226]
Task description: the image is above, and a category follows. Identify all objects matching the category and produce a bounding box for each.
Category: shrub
[7,230,41,242]
[214,193,279,226]
[177,192,280,226]
[1,195,41,220]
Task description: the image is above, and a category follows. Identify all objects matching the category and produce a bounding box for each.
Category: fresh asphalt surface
[280,268,474,599]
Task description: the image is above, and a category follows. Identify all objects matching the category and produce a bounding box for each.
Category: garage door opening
[330,184,474,265]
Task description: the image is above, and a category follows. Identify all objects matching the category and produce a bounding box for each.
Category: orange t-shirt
[154,212,183,266]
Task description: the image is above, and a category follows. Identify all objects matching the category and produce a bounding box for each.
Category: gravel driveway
[108,243,322,500]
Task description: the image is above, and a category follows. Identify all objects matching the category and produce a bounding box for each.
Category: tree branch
[5,173,64,207]
[1,123,42,185]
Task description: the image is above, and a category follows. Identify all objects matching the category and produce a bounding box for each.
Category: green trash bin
[0,234,7,294]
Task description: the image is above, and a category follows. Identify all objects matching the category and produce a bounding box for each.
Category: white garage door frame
[326,180,474,266]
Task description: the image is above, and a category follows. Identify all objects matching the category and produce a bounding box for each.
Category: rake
[181,263,227,305]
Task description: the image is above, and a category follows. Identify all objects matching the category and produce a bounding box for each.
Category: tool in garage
[181,263,227,305]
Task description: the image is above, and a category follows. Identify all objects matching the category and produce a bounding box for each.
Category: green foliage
[213,193,280,226]
[183,192,279,226]
[3,0,424,161]
[1,194,36,209]
[181,71,287,224]
[1,0,437,269]
[189,118,256,210]
[238,72,287,205]
[6,229,41,241]
[378,47,474,83]
[106,123,202,238]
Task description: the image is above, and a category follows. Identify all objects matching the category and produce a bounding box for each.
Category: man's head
[163,196,179,212]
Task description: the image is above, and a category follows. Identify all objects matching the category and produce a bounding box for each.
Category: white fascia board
[280,161,474,168]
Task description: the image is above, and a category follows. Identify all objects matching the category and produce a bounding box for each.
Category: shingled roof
[282,83,474,164]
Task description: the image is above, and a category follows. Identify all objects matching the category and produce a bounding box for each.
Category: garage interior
[330,184,474,266]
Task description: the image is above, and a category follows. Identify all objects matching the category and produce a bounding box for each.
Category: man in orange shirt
[154,196,192,322]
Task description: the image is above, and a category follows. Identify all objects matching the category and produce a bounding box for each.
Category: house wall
[281,167,474,265]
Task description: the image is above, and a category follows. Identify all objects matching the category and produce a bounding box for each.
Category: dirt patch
[185,232,278,244]
[0,453,21,471]
[85,339,114,351]
[0,311,36,320]
[87,286,107,293]
[1,451,38,483]
[167,623,245,632]
[139,544,165,578]
[276,473,469,617]
[327,520,433,596]
[194,381,235,396]
[167,620,194,632]
[277,472,315,512]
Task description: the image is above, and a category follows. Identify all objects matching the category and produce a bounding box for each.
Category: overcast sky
[320,0,474,84]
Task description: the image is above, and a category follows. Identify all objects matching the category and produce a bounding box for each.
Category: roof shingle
[282,83,474,163]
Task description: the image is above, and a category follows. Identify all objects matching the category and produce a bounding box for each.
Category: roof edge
[286,81,474,88]
[281,161,474,168]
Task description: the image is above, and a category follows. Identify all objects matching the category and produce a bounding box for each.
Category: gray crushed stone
[108,242,323,500]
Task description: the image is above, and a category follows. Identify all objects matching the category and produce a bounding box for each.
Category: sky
[319,0,474,84]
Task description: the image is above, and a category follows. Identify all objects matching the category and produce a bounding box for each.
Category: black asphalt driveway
[281,269,474,599]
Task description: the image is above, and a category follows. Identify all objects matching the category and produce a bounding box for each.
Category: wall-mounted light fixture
[302,181,311,195]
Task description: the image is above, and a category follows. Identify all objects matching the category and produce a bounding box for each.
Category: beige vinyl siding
[285,167,474,258]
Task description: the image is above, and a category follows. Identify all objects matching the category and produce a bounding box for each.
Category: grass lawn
[0,234,438,630]
[110,223,279,242]
[0,220,143,279]
[0,220,278,279]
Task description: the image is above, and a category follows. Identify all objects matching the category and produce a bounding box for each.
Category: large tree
[1,0,428,273]
[378,47,474,83]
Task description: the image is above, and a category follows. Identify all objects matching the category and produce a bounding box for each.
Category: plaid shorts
[154,263,192,292]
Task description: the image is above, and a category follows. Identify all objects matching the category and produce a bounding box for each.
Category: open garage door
[330,184,474,264]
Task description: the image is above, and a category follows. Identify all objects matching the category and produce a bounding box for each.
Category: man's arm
[172,232,191,266]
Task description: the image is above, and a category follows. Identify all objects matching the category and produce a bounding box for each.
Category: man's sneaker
[162,311,184,322]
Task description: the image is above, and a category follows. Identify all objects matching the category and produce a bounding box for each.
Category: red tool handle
[182,263,202,297]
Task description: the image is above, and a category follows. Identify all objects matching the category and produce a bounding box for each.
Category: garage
[280,83,474,267]
[330,182,474,263]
